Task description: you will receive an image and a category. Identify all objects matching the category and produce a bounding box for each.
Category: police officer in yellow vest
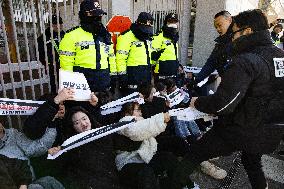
[152,13,179,83]
[116,12,154,94]
[59,0,116,92]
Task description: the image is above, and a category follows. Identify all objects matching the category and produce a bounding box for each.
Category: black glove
[151,49,165,61]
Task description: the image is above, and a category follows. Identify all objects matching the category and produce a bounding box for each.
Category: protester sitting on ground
[271,24,283,44]
[161,78,227,180]
[115,102,198,189]
[176,64,186,88]
[155,82,168,97]
[0,120,63,189]
[138,83,169,119]
[48,106,120,189]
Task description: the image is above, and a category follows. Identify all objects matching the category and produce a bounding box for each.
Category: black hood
[232,30,273,55]
[130,23,153,41]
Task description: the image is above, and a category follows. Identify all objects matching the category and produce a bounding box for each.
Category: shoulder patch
[273,58,284,77]
[65,26,80,34]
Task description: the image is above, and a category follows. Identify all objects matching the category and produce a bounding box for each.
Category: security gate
[0,0,190,128]
[0,0,111,128]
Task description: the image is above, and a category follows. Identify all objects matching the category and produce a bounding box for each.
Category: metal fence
[0,0,189,128]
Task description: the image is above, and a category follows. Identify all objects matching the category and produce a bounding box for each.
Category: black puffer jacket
[195,30,284,153]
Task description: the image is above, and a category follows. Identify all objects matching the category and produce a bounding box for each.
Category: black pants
[119,152,181,189]
[171,128,267,189]
[119,136,191,189]
[0,155,32,189]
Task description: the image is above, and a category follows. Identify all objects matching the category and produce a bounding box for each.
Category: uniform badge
[273,58,284,77]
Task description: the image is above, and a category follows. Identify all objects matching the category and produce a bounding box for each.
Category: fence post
[179,0,191,66]
[2,0,17,63]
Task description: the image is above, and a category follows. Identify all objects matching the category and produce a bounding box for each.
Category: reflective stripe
[109,53,115,57]
[217,92,241,113]
[75,41,96,47]
[59,50,76,56]
[118,71,127,75]
[110,72,117,76]
[51,40,59,54]
[117,50,129,55]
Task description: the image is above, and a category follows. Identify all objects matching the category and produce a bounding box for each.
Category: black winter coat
[195,30,284,154]
[23,99,59,140]
[56,136,120,189]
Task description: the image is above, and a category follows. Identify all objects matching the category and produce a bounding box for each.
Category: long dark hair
[121,102,139,117]
[64,106,101,138]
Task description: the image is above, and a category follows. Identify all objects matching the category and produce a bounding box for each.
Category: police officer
[38,15,65,94]
[171,9,284,189]
[152,13,179,84]
[59,0,116,92]
[194,11,233,85]
[116,12,154,94]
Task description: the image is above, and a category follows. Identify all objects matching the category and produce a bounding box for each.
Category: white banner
[48,107,216,159]
[169,107,216,122]
[59,69,92,101]
[100,92,144,115]
[48,120,135,159]
[0,98,45,115]
[183,66,218,75]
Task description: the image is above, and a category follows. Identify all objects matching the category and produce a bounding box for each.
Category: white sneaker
[200,161,227,180]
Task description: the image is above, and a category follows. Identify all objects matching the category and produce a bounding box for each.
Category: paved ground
[190,143,284,189]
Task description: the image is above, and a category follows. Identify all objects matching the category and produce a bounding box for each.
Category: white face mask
[167,23,178,29]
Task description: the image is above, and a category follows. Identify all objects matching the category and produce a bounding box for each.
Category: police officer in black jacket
[194,11,233,84]
[171,9,284,189]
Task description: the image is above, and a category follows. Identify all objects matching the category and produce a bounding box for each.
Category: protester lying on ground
[0,120,63,189]
[115,102,198,189]
[48,106,120,189]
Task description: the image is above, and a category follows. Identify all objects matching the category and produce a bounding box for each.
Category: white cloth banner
[169,107,216,122]
[100,92,144,115]
[183,66,218,75]
[48,120,135,159]
[0,98,45,115]
[59,69,92,101]
[48,107,216,159]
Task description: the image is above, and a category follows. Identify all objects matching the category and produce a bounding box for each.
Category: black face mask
[138,25,154,36]
[162,26,179,42]
[80,12,103,34]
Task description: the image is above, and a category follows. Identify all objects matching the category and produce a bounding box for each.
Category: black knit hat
[80,0,107,16]
[136,12,154,25]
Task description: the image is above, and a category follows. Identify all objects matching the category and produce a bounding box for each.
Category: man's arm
[195,45,219,83]
[194,56,255,115]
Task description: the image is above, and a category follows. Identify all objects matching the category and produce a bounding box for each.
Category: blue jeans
[173,117,201,139]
